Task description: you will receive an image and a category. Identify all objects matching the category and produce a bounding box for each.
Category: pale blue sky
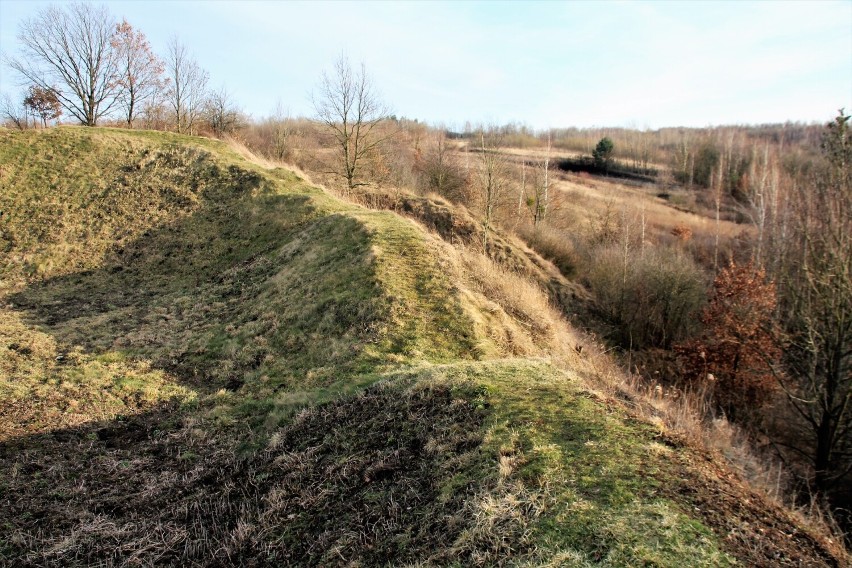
[1,0,850,129]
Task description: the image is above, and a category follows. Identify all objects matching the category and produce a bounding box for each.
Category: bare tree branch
[111,19,165,128]
[8,3,121,126]
[165,36,209,135]
[313,54,392,193]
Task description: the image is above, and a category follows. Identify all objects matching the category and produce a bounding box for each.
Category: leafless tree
[111,19,165,128]
[420,129,467,200]
[1,92,31,130]
[165,36,209,135]
[270,100,292,161]
[9,2,121,126]
[712,149,726,271]
[205,85,242,137]
[475,129,510,249]
[313,53,391,193]
[772,111,852,496]
[528,133,552,227]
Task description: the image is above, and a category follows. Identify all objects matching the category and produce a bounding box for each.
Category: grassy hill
[0,127,844,566]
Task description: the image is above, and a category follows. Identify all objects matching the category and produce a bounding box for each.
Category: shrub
[675,261,781,422]
[587,245,706,349]
[515,224,580,277]
[671,223,693,242]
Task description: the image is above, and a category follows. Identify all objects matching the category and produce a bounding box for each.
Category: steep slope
[0,127,844,566]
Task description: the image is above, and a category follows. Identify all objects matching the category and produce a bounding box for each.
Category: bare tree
[111,19,165,128]
[743,143,779,267]
[9,2,121,126]
[712,148,726,271]
[205,85,242,137]
[475,129,510,249]
[1,92,32,130]
[165,36,209,135]
[313,54,391,193]
[527,132,552,227]
[773,111,852,496]
[758,110,852,506]
[270,99,292,161]
[420,129,467,200]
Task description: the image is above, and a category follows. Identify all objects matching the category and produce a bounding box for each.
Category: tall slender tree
[111,20,165,128]
[475,129,509,249]
[165,36,208,135]
[528,133,552,226]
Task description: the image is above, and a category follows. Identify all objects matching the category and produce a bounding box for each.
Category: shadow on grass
[0,155,500,563]
[0,379,492,567]
[6,159,388,400]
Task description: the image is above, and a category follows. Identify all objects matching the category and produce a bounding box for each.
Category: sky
[0,0,850,130]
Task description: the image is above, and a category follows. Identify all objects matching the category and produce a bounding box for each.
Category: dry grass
[458,248,582,363]
[515,223,582,278]
[551,175,749,247]
[223,135,316,184]
[569,337,849,562]
[317,177,847,560]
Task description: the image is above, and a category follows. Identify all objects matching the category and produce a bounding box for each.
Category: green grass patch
[0,308,195,440]
[390,360,737,566]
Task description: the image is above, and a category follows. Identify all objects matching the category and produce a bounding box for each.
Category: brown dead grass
[552,175,749,246]
[223,135,317,184]
[458,249,582,363]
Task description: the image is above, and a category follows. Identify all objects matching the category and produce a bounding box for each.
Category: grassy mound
[0,127,844,566]
[1,127,490,435]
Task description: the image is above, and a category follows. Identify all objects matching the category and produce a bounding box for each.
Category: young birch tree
[475,129,509,250]
[527,132,552,227]
[165,36,209,135]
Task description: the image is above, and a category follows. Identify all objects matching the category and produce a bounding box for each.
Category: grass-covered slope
[0,127,843,566]
[0,127,484,435]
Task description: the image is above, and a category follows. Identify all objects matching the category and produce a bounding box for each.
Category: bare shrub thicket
[587,245,706,350]
[416,130,470,202]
